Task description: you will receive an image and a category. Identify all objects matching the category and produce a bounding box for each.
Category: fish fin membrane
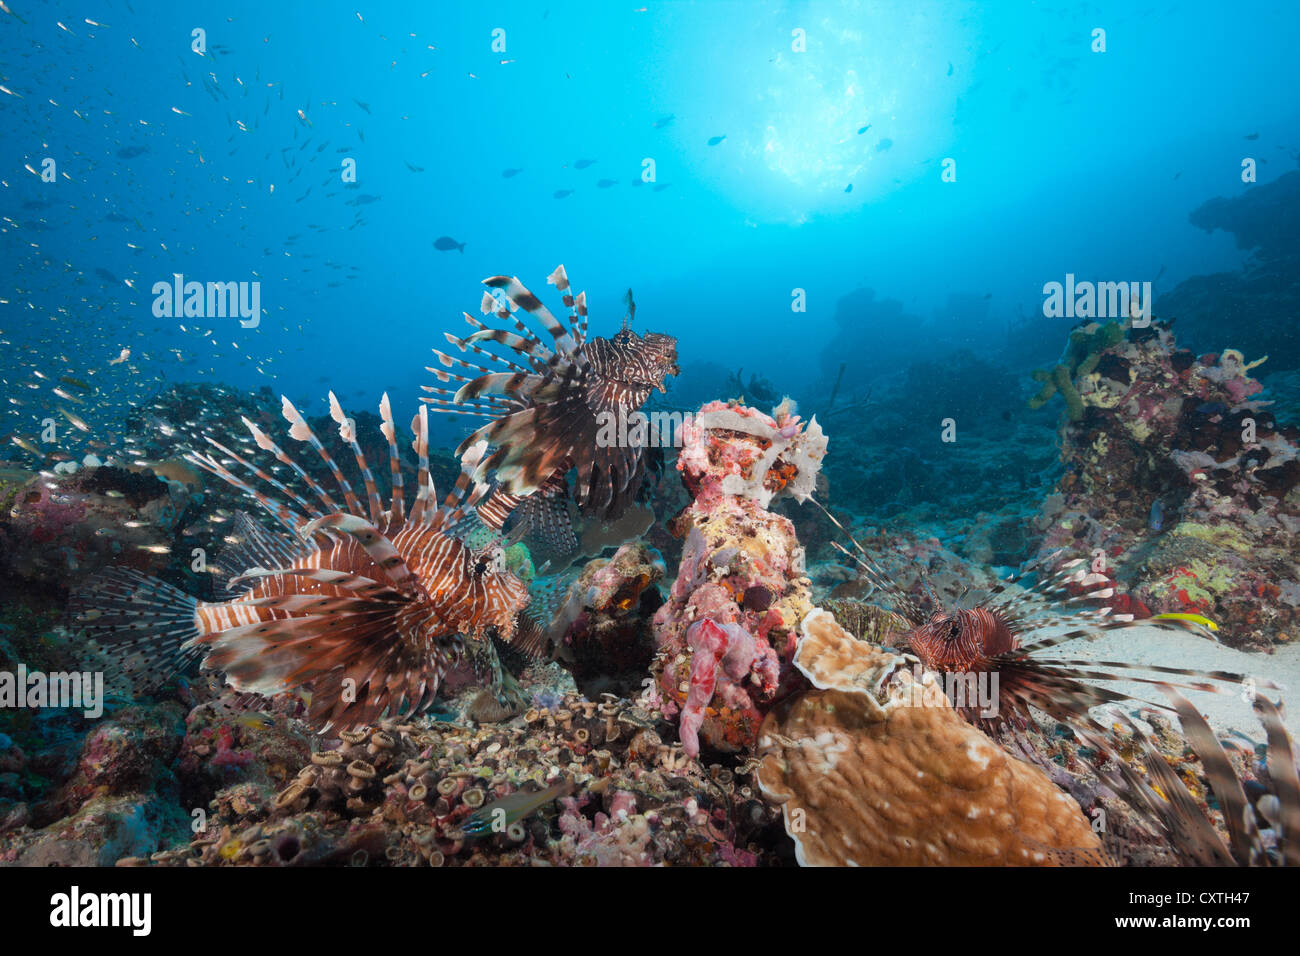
[208,511,307,598]
[68,568,202,689]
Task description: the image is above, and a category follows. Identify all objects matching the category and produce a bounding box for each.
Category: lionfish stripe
[227,566,403,600]
[302,512,420,594]
[408,406,433,526]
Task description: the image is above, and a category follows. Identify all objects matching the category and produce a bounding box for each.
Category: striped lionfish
[818,503,1296,865]
[422,265,679,548]
[71,393,529,731]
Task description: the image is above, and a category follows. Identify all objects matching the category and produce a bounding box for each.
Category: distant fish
[553,189,573,199]
[501,168,522,178]
[856,124,871,134]
[652,114,675,128]
[573,159,596,169]
[596,178,617,188]
[876,138,893,152]
[947,61,953,76]
[651,183,670,192]
[433,236,466,253]
[707,135,726,146]
[105,212,131,222]
[116,145,149,159]
[1245,132,1259,140]
[844,183,852,193]
[354,99,372,114]
[405,161,425,172]
[94,267,119,283]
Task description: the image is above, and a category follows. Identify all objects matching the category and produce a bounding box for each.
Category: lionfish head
[591,328,680,394]
[906,606,1018,671]
[411,539,530,640]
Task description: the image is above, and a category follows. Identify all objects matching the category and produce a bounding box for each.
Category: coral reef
[121,697,781,867]
[1028,320,1126,421]
[550,543,667,699]
[1031,320,1300,645]
[0,467,193,592]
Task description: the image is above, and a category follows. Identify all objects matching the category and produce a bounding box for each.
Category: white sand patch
[1028,623,1300,743]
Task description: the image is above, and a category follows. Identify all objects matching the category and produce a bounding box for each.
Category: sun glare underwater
[1,0,1300,879]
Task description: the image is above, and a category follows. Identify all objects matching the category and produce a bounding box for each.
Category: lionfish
[817,503,1297,865]
[421,265,679,549]
[70,393,529,731]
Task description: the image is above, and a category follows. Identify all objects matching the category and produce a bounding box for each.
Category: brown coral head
[906,607,1016,671]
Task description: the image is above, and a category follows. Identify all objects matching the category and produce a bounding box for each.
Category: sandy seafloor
[1065,625,1300,741]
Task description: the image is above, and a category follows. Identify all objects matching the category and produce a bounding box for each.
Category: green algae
[1168,521,1253,555]
[1028,321,1125,422]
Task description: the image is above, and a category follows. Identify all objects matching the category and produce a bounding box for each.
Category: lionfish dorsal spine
[483,274,590,372]
[378,392,405,527]
[407,404,434,526]
[279,396,365,518]
[186,441,303,535]
[241,414,340,516]
[328,390,385,525]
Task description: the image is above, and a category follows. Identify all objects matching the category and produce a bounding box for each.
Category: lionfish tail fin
[68,569,203,690]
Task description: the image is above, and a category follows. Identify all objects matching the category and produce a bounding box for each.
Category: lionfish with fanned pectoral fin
[421,265,679,545]
[817,503,1297,864]
[69,393,530,732]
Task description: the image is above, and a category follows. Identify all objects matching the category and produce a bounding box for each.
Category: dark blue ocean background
[2,0,1298,452]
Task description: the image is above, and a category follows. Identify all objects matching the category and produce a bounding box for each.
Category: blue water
[2,0,1298,435]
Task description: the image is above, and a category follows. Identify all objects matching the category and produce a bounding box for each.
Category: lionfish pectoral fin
[208,511,309,599]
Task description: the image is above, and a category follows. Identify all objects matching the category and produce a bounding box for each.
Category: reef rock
[651,400,823,757]
[1032,321,1300,646]
[0,466,192,592]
